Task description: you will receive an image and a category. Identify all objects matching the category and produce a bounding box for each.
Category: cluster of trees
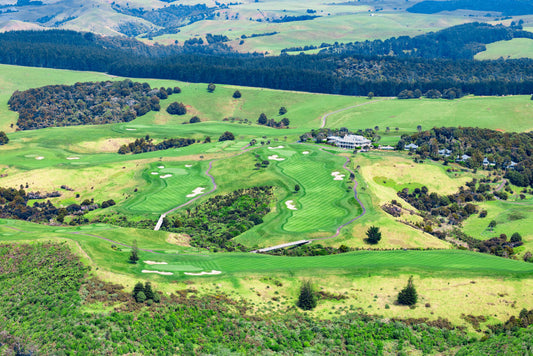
[264,243,352,256]
[321,23,533,60]
[397,185,482,225]
[162,186,274,251]
[132,281,160,304]
[118,136,196,154]
[3,30,533,97]
[453,230,523,258]
[398,87,464,100]
[0,185,111,223]
[257,113,290,128]
[399,127,533,186]
[8,80,164,130]
[0,131,8,145]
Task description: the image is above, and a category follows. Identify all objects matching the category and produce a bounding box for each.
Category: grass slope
[475,38,533,60]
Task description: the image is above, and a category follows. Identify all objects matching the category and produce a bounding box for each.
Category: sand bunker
[186,187,205,198]
[142,270,173,275]
[66,157,80,160]
[268,155,285,161]
[331,171,345,181]
[184,270,222,276]
[126,128,137,131]
[302,151,310,155]
[268,145,284,149]
[158,166,164,169]
[144,261,168,265]
[35,156,44,160]
[151,172,159,175]
[160,174,172,179]
[285,200,297,210]
[185,164,193,168]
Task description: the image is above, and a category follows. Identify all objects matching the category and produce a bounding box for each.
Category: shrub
[510,232,522,243]
[166,102,187,115]
[189,116,201,123]
[233,90,241,98]
[218,131,235,142]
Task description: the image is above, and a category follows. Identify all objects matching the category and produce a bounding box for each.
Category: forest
[398,127,533,187]
[1,242,532,355]
[320,23,533,60]
[8,80,165,130]
[1,29,533,96]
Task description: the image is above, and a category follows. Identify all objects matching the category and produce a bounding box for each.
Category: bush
[510,232,522,243]
[233,90,241,98]
[397,276,418,306]
[297,280,317,310]
[173,87,181,94]
[207,83,216,92]
[166,102,187,115]
[279,106,287,115]
[0,131,8,145]
[189,116,201,123]
[218,131,235,142]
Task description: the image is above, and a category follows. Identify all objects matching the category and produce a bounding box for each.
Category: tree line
[2,30,533,96]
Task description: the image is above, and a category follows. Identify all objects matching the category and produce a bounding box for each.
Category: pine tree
[297,280,317,310]
[365,226,382,244]
[397,276,418,306]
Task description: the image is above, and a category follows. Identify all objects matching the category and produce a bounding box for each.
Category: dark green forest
[1,243,532,355]
[8,80,167,130]
[1,29,533,96]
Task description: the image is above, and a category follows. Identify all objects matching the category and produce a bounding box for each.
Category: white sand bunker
[142,270,173,275]
[144,261,168,265]
[126,128,137,131]
[302,151,310,155]
[285,200,297,210]
[331,171,345,181]
[184,270,222,276]
[35,156,45,160]
[186,187,205,198]
[151,172,159,175]
[185,164,193,168]
[268,145,284,149]
[268,155,285,161]
[160,174,172,179]
[66,157,80,160]
[158,166,165,169]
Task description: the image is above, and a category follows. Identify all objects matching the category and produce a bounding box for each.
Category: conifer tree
[297,280,317,310]
[397,276,418,306]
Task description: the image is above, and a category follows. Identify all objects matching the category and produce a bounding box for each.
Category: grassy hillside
[474,38,533,60]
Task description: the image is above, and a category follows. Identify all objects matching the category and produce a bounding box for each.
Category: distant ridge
[407,0,533,16]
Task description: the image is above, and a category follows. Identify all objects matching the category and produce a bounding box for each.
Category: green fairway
[117,161,213,215]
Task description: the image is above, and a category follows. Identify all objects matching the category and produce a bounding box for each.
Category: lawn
[475,38,533,60]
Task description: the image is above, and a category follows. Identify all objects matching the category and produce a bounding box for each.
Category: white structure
[327,135,371,149]
[404,143,418,150]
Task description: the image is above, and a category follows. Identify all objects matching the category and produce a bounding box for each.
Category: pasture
[475,38,533,60]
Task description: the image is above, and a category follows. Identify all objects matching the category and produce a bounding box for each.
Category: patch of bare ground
[166,233,191,247]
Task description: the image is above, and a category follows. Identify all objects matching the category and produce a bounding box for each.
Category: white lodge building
[327,135,371,149]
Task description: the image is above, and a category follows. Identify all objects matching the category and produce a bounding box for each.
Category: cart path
[320,98,391,128]
[154,143,258,231]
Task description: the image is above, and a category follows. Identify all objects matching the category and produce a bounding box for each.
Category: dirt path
[495,179,507,192]
[320,98,391,128]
